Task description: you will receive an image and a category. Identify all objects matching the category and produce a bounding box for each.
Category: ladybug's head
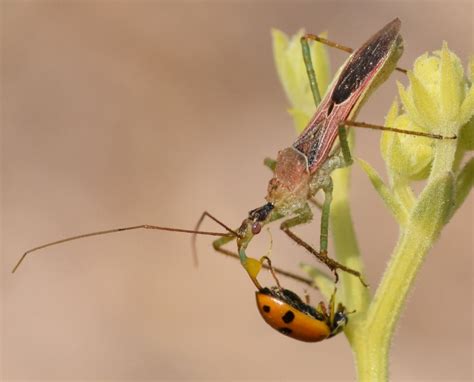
[328,303,349,338]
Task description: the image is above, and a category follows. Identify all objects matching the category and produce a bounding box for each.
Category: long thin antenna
[12,224,232,273]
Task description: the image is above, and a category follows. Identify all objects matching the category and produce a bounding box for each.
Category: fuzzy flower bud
[381,43,473,179]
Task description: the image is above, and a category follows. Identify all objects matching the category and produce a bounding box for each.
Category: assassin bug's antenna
[13,213,315,289]
[12,224,234,273]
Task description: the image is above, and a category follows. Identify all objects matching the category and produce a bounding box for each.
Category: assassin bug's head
[247,202,275,234]
[236,202,274,247]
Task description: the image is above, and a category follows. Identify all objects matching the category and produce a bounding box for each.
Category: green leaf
[460,84,474,126]
[459,116,474,151]
[357,158,407,225]
[397,81,425,128]
[460,56,474,127]
[381,113,433,181]
[454,157,474,213]
[440,42,463,123]
[409,172,455,235]
[409,71,440,129]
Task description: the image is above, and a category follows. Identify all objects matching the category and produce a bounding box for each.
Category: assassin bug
[204,18,455,290]
[12,18,454,340]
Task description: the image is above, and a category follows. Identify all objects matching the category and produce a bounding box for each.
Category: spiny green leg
[212,234,236,254]
[317,125,353,264]
[319,179,333,254]
[280,203,367,286]
[338,123,353,166]
[300,36,321,106]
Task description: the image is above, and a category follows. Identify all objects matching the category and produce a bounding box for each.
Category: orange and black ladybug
[251,256,348,342]
[255,286,348,342]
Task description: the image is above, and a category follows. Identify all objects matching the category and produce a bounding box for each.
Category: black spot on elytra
[282,310,295,324]
[263,305,271,313]
[279,327,293,335]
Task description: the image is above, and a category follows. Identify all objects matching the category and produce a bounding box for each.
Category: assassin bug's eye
[251,222,262,235]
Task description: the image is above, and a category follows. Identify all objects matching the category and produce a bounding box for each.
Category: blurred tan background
[2,1,472,381]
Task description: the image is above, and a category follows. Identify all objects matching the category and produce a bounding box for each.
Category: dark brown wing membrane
[331,18,401,104]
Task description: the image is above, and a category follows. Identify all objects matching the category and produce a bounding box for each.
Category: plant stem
[330,165,370,314]
[336,126,457,380]
[350,148,456,381]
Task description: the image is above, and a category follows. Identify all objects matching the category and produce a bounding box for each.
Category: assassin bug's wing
[333,18,403,118]
[293,18,403,174]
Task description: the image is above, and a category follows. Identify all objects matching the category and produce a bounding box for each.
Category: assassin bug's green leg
[194,211,314,289]
[315,124,352,255]
[277,202,362,283]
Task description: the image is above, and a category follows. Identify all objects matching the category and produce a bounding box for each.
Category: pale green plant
[272,29,473,381]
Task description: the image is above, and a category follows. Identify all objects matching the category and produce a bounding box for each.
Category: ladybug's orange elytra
[255,287,348,342]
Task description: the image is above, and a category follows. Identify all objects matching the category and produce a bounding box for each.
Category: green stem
[330,164,370,324]
[354,174,453,380]
[392,175,415,216]
[351,132,457,380]
[429,132,458,182]
[354,230,436,380]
